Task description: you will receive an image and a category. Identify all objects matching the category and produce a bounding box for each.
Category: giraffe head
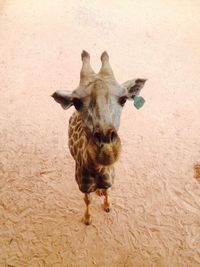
[52,51,147,166]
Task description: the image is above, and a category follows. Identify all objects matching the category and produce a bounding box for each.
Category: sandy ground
[0,0,200,266]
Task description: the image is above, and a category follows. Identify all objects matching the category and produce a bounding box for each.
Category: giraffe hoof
[104,207,111,213]
[83,216,92,225]
[84,219,92,225]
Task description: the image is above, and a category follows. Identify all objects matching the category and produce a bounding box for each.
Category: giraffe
[52,51,147,225]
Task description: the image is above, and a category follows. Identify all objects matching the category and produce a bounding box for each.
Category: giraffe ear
[51,90,73,110]
[122,78,147,98]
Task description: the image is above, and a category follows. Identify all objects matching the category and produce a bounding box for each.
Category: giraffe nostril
[110,130,116,142]
[93,131,102,144]
[93,128,117,144]
[109,130,117,142]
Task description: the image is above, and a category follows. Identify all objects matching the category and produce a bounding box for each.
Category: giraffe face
[72,79,124,166]
[74,79,125,135]
[52,51,147,166]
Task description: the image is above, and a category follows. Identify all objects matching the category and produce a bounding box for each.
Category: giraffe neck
[68,112,99,169]
[68,111,114,194]
[69,111,116,173]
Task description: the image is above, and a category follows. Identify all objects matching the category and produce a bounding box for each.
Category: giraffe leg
[83,193,92,225]
[102,189,111,212]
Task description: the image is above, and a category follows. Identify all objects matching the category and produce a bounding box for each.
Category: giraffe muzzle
[93,128,118,146]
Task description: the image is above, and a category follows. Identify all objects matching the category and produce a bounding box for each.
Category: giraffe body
[52,50,147,224]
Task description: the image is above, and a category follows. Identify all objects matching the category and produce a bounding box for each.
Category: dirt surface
[1,0,200,266]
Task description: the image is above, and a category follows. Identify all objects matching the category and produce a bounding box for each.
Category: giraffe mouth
[87,132,121,167]
[95,141,121,166]
[96,154,116,166]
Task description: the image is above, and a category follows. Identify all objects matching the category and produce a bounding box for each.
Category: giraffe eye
[73,98,83,111]
[119,96,128,107]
